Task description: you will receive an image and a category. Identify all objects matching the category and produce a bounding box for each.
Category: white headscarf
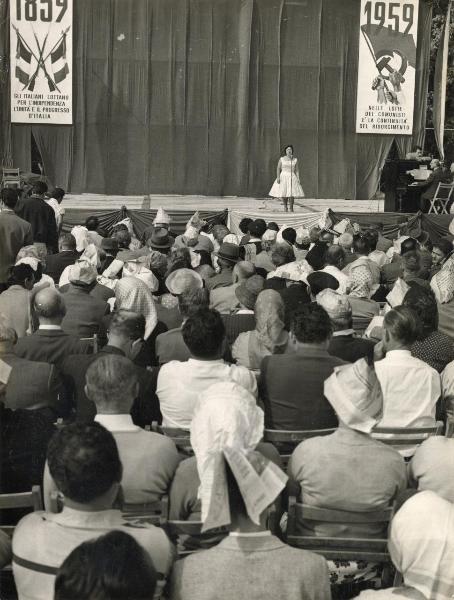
[191,381,287,532]
[389,491,454,600]
[114,277,157,339]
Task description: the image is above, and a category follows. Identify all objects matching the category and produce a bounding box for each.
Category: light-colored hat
[295,227,310,245]
[153,207,170,225]
[262,229,277,243]
[187,211,207,231]
[223,233,240,245]
[68,260,98,286]
[165,268,203,295]
[338,232,354,248]
[15,256,39,271]
[324,358,383,433]
[183,226,199,243]
[316,289,351,319]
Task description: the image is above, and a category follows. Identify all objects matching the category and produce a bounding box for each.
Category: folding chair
[428,183,454,214]
[445,414,454,438]
[371,421,443,449]
[286,496,399,587]
[1,168,21,188]
[263,428,336,468]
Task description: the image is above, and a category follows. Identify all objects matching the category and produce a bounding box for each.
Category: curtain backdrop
[2,0,432,199]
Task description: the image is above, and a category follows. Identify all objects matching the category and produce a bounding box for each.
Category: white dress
[269,157,305,198]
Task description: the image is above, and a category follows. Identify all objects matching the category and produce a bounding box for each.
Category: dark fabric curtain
[3,0,431,199]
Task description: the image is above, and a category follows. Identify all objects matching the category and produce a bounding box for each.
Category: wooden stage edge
[63,193,384,214]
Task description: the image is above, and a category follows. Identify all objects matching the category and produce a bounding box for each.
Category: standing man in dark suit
[15,181,58,254]
[414,159,451,212]
[259,303,346,430]
[44,233,80,284]
[0,188,33,291]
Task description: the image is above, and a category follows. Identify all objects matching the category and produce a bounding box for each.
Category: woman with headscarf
[169,381,330,600]
[356,491,454,599]
[232,290,289,370]
[289,359,407,590]
[348,266,380,321]
[112,277,159,367]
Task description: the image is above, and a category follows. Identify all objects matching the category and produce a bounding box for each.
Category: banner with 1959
[10,0,72,124]
[356,0,419,135]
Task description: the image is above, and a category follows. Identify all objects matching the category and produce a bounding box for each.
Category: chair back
[80,333,98,354]
[152,423,193,454]
[2,168,20,188]
[286,495,393,562]
[371,421,443,446]
[264,428,335,467]
[0,486,43,536]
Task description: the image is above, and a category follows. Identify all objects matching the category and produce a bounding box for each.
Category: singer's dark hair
[282,144,294,156]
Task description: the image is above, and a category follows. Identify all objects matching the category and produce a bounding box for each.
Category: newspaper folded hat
[187,211,207,231]
[191,381,287,532]
[70,225,90,252]
[324,358,383,433]
[153,207,170,225]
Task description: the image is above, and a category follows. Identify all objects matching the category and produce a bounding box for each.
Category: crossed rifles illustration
[13,24,70,93]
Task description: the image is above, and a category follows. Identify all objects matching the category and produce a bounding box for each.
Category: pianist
[405,146,431,161]
[411,159,451,212]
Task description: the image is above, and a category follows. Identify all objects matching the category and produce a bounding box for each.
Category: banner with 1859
[10,0,72,124]
[356,0,419,135]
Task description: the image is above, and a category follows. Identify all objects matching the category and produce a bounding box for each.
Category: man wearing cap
[44,233,80,284]
[205,243,240,291]
[288,359,407,541]
[316,289,376,363]
[260,303,346,431]
[60,261,108,338]
[210,261,256,314]
[318,246,350,294]
[306,271,339,298]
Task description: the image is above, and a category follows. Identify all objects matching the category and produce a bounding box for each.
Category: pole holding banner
[10,0,72,125]
[356,0,419,135]
[433,0,452,160]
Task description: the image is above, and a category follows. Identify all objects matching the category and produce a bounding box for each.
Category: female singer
[269,145,304,212]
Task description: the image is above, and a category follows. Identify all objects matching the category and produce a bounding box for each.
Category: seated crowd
[2,182,454,599]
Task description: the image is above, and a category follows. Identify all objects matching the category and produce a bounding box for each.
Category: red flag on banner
[433,0,452,160]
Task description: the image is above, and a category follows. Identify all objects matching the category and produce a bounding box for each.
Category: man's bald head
[34,288,66,323]
[233,261,256,283]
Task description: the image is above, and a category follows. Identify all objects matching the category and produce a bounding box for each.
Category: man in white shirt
[13,422,173,600]
[319,245,350,294]
[157,308,257,429]
[46,187,65,233]
[374,306,440,433]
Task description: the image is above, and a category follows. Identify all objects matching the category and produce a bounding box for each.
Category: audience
[60,262,108,338]
[12,423,173,600]
[44,233,79,283]
[0,263,36,338]
[357,491,454,599]
[15,181,58,254]
[374,306,440,455]
[289,359,406,583]
[317,289,376,362]
[61,309,161,424]
[3,196,454,599]
[14,288,89,367]
[45,354,179,509]
[169,381,330,600]
[232,289,288,370]
[156,288,209,364]
[260,303,345,430]
[0,188,33,292]
[157,308,257,429]
[402,285,454,372]
[54,530,158,600]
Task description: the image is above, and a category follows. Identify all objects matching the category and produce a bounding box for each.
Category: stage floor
[64,193,384,213]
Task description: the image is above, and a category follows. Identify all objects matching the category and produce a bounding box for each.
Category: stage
[64,193,384,213]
